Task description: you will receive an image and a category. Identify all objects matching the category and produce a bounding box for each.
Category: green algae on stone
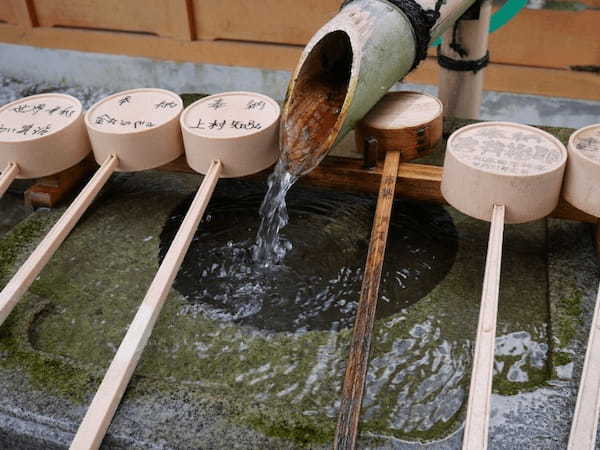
[181,93,209,108]
[553,290,583,348]
[553,351,573,367]
[0,294,97,402]
[0,173,562,446]
[0,211,55,284]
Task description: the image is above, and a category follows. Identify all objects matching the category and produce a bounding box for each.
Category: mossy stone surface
[0,117,597,448]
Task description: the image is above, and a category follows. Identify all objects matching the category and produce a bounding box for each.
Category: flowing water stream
[252,161,297,267]
[252,78,348,267]
[161,180,457,332]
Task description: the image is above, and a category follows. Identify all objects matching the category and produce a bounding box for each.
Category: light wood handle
[334,150,401,450]
[0,155,118,326]
[462,203,505,450]
[568,285,600,449]
[0,162,19,198]
[70,159,222,450]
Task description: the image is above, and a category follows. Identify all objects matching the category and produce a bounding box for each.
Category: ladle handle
[70,160,222,450]
[0,155,118,326]
[334,150,401,450]
[568,285,600,449]
[462,204,505,450]
[0,162,19,198]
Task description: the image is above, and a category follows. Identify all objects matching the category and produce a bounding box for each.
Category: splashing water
[253,161,298,267]
[253,73,348,266]
[161,181,458,332]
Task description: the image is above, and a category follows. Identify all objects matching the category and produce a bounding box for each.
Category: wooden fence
[0,0,598,100]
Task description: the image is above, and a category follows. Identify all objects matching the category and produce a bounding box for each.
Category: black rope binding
[341,0,444,70]
[437,48,490,73]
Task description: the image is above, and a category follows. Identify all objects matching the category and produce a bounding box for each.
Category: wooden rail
[160,154,599,224]
[0,0,598,100]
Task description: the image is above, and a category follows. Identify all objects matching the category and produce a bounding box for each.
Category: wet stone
[0,170,597,448]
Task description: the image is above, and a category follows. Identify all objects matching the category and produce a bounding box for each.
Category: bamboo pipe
[438,0,493,119]
[281,0,478,176]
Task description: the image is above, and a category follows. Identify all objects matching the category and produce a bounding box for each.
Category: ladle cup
[335,91,443,450]
[561,123,600,450]
[0,88,184,326]
[441,122,567,450]
[0,93,90,197]
[70,92,280,450]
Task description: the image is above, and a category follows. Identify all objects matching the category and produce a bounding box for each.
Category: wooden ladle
[335,91,443,450]
[0,93,90,197]
[70,92,281,450]
[441,122,567,450]
[0,88,184,326]
[562,123,600,450]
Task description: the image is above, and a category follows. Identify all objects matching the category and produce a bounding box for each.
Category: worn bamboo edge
[462,204,505,450]
[70,160,222,450]
[567,283,600,450]
[0,162,19,198]
[334,150,401,450]
[0,155,118,327]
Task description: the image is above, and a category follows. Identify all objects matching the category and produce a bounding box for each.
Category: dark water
[160,180,458,332]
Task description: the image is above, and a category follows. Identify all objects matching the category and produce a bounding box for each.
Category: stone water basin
[0,121,598,449]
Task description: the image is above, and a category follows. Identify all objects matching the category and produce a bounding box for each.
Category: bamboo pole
[70,160,222,450]
[281,0,477,173]
[0,155,118,326]
[462,204,504,450]
[334,150,401,450]
[0,162,19,198]
[568,284,600,449]
[438,0,493,119]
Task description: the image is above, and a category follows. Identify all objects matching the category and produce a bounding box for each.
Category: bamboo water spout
[280,0,478,176]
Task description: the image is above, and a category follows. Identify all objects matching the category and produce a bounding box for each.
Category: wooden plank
[428,9,600,70]
[407,57,600,101]
[0,25,301,71]
[1,2,597,71]
[0,1,18,25]
[197,2,598,69]
[553,0,600,7]
[31,0,190,39]
[193,0,339,44]
[488,9,599,69]
[10,0,37,29]
[167,0,195,41]
[158,155,598,223]
[0,25,597,101]
[24,157,95,208]
[334,150,401,450]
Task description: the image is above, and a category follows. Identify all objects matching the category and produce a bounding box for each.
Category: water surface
[161,180,458,332]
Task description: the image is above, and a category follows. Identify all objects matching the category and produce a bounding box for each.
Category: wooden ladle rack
[18,111,600,251]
